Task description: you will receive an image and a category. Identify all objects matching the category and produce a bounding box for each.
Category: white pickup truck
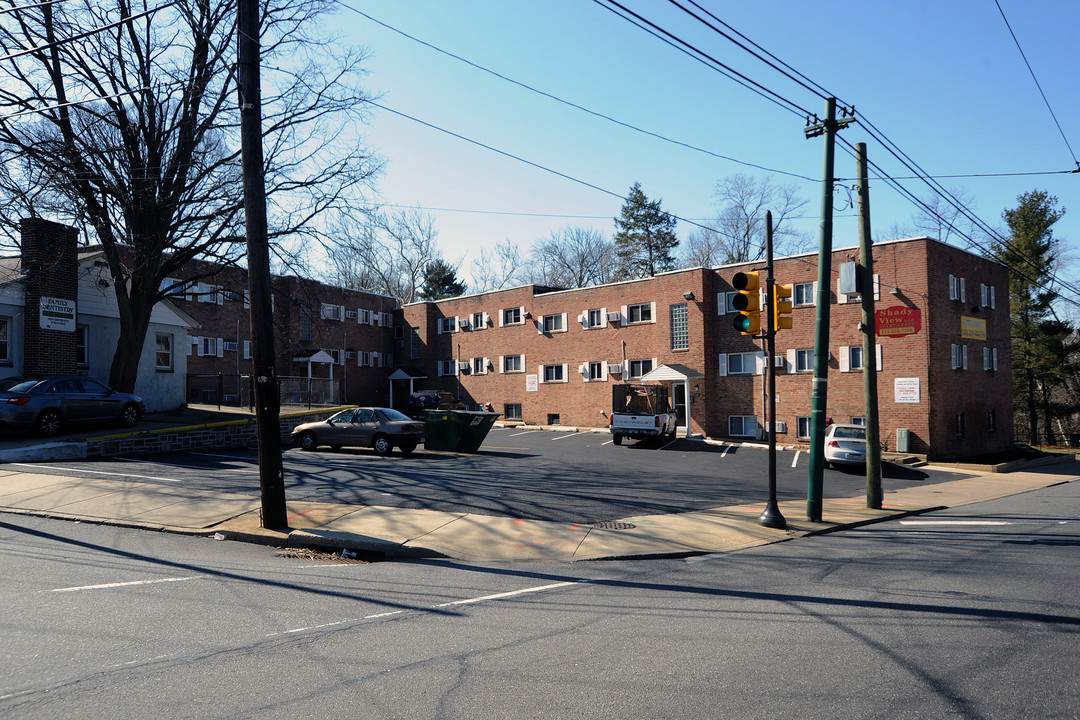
[608,384,678,446]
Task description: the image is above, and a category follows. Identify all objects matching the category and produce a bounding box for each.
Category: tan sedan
[291,407,426,455]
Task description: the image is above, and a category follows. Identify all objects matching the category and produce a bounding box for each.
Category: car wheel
[299,432,319,451]
[373,435,392,455]
[612,434,622,446]
[397,441,417,455]
[37,409,62,438]
[120,403,140,428]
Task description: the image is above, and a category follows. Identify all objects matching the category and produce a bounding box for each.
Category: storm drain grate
[591,522,636,530]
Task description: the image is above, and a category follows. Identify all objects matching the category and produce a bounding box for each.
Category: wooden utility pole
[856,143,883,509]
[238,0,288,530]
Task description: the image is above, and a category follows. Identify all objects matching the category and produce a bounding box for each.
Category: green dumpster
[424,410,500,452]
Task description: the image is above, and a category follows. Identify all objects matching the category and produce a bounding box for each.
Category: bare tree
[688,174,811,266]
[470,238,525,293]
[527,226,613,288]
[324,207,440,305]
[911,189,985,248]
[0,0,380,392]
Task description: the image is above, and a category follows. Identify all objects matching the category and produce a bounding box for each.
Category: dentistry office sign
[39,296,76,331]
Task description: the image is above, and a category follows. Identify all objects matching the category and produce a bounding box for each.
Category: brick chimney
[21,218,79,376]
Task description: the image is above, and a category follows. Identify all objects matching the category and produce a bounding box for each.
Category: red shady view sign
[876,306,921,338]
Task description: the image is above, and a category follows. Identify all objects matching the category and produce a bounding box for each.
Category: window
[501,307,523,326]
[987,409,997,433]
[956,412,966,437]
[410,329,422,359]
[438,317,457,334]
[795,348,813,372]
[949,274,966,302]
[587,309,603,328]
[983,346,998,371]
[793,282,815,306]
[981,283,996,309]
[299,306,312,341]
[359,308,372,325]
[541,313,565,333]
[722,352,758,375]
[358,351,371,367]
[222,289,242,302]
[797,416,811,439]
[848,345,863,371]
[542,364,566,383]
[628,358,653,379]
[155,333,173,371]
[840,345,882,372]
[729,415,758,438]
[952,343,968,370]
[587,361,605,382]
[438,360,457,376]
[472,357,487,375]
[718,292,738,314]
[670,303,689,350]
[626,303,652,324]
[327,348,343,365]
[76,325,89,367]
[200,337,219,357]
[502,354,524,373]
[321,303,343,321]
[0,316,9,364]
[223,341,238,352]
[504,403,522,420]
[472,312,486,330]
[851,416,867,426]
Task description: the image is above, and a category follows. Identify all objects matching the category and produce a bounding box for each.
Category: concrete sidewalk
[2,462,1077,561]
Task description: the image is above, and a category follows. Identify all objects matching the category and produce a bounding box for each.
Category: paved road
[2,480,1077,718]
[2,427,972,523]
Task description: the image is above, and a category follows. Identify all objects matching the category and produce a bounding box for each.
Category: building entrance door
[673,383,687,427]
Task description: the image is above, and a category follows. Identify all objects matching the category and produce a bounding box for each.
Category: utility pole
[804,98,855,522]
[238,0,288,530]
[759,211,785,529]
[856,143,883,509]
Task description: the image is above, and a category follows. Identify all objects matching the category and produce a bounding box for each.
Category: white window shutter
[216,338,224,358]
[755,352,765,375]
[839,346,850,372]
[993,347,998,371]
[560,313,567,330]
[652,358,658,374]
[960,277,966,302]
[650,302,656,322]
[717,292,725,315]
[873,274,881,301]
[718,354,728,377]
[243,340,251,359]
[837,278,848,304]
[621,304,628,320]
[786,349,796,373]
[962,344,968,370]
[990,286,996,309]
[519,306,526,322]
[561,363,568,380]
[876,344,883,371]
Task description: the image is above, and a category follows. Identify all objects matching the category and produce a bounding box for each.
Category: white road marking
[435,581,580,607]
[720,445,731,457]
[10,463,181,483]
[509,430,541,437]
[899,520,1011,526]
[552,432,578,440]
[792,450,801,468]
[50,576,200,593]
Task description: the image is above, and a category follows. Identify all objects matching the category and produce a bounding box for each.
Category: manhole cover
[591,522,636,530]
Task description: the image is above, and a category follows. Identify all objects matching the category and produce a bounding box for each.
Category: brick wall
[20,218,79,376]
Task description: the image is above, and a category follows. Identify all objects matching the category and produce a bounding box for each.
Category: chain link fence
[187,374,343,409]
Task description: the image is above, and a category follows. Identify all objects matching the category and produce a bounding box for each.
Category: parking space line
[9,462,182,483]
[508,430,542,437]
[551,432,578,441]
[792,450,801,468]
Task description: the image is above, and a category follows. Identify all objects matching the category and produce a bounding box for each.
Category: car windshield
[0,378,39,393]
[377,408,412,422]
[833,426,866,440]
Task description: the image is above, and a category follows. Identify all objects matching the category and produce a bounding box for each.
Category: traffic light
[731,271,760,336]
[773,283,793,331]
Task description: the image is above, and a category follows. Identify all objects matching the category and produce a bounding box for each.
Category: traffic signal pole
[759,212,785,529]
[805,98,854,522]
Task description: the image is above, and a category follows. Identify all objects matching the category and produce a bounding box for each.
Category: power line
[369,101,714,234]
[994,0,1078,168]
[338,1,816,183]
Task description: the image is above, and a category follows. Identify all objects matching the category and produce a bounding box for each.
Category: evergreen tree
[995,190,1067,444]
[613,182,679,279]
[419,259,466,300]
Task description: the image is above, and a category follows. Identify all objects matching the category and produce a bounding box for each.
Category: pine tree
[419,259,466,300]
[613,182,679,279]
[995,190,1067,444]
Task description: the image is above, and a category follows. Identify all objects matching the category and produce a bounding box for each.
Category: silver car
[291,407,426,455]
[0,376,145,438]
[824,423,867,468]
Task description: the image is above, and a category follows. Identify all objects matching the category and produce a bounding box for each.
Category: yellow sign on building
[961,315,986,340]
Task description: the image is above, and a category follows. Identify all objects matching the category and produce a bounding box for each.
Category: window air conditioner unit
[607,363,623,375]
[606,311,621,323]
[458,360,470,371]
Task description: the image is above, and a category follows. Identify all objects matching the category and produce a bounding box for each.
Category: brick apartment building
[165,259,398,407]
[399,236,1012,460]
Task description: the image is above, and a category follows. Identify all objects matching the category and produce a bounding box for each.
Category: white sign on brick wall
[526,374,538,392]
[894,377,921,404]
[39,296,76,331]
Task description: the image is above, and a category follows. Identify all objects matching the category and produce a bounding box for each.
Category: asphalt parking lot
[2,425,976,524]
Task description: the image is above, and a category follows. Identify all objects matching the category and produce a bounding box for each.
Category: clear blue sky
[332,1,1078,300]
